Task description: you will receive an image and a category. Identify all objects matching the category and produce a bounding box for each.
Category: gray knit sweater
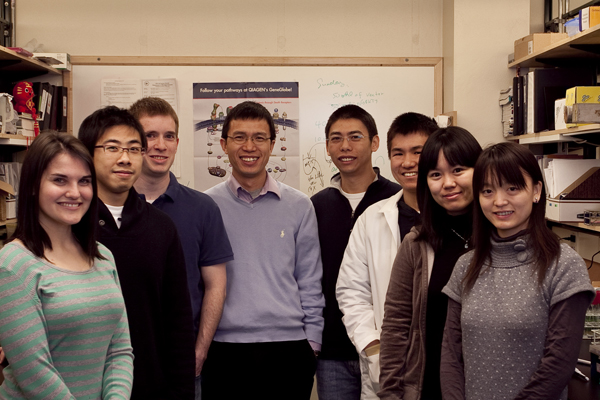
[443,235,594,400]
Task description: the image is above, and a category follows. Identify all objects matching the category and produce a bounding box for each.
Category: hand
[0,347,6,367]
[364,340,380,354]
[195,348,207,377]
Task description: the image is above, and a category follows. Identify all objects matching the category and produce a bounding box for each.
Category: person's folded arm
[440,298,465,400]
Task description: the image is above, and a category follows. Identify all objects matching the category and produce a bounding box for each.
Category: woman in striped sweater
[0,132,133,399]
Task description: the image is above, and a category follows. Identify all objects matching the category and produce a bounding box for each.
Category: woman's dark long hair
[13,132,104,262]
[415,127,482,251]
[463,142,559,292]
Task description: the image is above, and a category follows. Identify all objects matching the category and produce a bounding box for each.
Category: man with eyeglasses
[78,106,195,400]
[130,97,233,400]
[334,112,438,399]
[203,101,324,400]
[310,105,401,400]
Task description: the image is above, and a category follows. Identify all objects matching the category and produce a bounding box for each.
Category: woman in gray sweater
[442,142,595,400]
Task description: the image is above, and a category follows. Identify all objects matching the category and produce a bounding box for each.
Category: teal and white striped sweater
[0,241,133,399]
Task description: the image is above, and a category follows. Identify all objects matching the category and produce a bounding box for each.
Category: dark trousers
[201,339,317,400]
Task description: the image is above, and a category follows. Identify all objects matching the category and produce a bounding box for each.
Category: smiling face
[93,125,143,206]
[140,114,179,178]
[326,118,379,178]
[479,170,542,238]
[389,132,428,193]
[38,153,93,231]
[220,118,275,191]
[427,150,474,215]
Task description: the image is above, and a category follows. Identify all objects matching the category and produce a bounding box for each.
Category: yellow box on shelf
[566,86,600,127]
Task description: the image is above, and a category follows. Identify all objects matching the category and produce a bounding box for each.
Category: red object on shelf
[7,47,34,57]
[12,82,40,136]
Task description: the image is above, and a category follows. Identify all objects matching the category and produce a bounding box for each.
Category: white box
[5,198,16,219]
[33,53,72,71]
[547,199,600,223]
[555,98,567,130]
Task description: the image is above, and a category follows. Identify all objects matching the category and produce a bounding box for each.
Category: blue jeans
[316,359,361,400]
[195,375,201,400]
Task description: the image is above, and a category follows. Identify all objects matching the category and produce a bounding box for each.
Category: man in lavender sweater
[203,101,324,400]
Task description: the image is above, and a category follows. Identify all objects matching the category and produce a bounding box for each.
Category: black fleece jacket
[97,188,195,399]
[311,169,401,360]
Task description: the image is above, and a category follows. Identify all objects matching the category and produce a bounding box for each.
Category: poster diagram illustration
[193,82,300,192]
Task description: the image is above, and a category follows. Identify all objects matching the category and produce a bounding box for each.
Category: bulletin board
[70,56,442,196]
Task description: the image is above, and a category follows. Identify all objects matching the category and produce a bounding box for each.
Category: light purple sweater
[205,180,324,344]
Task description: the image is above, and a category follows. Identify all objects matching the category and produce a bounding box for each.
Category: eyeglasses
[327,134,365,145]
[94,145,146,156]
[226,135,272,145]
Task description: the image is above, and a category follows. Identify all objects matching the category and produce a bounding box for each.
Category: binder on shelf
[527,67,596,133]
[32,82,50,124]
[527,71,534,134]
[41,85,54,132]
[56,86,67,132]
[513,76,525,135]
[49,85,59,131]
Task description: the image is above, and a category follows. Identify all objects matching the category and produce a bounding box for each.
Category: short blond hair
[129,97,179,137]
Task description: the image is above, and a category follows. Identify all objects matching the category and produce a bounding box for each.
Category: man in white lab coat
[336,112,437,399]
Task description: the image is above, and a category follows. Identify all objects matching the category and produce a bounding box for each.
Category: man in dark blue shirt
[131,98,233,400]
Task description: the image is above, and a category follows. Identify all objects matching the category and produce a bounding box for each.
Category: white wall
[15,0,442,57]
[16,0,534,149]
[449,0,529,148]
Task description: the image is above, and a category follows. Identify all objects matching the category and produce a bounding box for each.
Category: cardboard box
[0,180,15,222]
[567,103,600,124]
[33,53,72,71]
[565,86,600,127]
[514,33,568,60]
[580,6,600,31]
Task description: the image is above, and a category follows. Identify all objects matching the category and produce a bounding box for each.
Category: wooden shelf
[0,46,61,81]
[0,133,32,147]
[506,124,600,144]
[509,24,600,68]
[562,222,600,234]
[0,219,16,228]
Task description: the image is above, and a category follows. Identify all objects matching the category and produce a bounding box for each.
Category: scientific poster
[193,82,299,192]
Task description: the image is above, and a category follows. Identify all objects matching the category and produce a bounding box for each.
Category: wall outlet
[552,226,577,250]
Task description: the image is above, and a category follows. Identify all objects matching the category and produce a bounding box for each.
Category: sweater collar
[99,187,144,231]
[489,230,534,267]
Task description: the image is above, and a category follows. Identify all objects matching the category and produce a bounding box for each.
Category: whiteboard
[72,58,439,196]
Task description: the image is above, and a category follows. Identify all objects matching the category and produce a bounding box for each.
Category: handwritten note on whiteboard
[74,65,434,196]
